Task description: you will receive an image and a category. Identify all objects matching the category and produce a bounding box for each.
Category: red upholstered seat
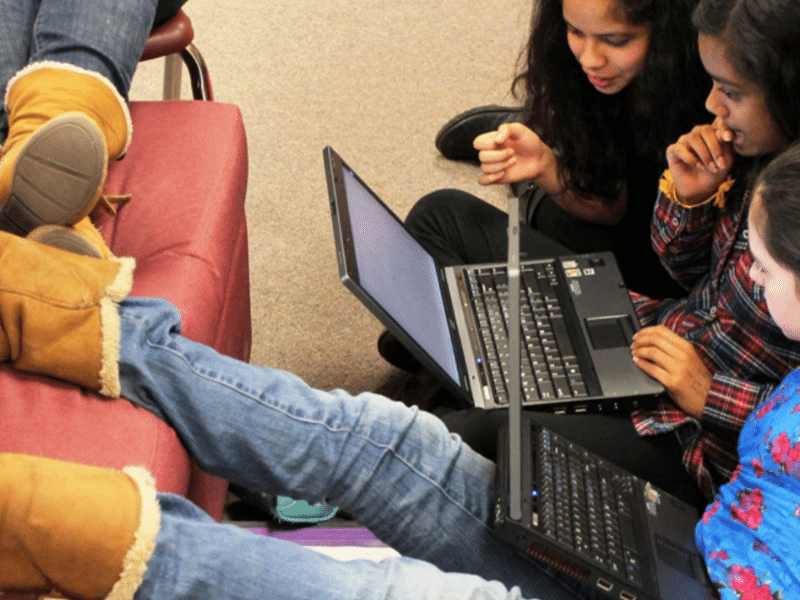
[0,100,251,521]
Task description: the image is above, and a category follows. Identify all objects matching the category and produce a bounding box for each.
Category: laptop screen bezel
[323,146,472,398]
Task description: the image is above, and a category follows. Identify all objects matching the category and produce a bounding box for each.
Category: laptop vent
[526,540,591,582]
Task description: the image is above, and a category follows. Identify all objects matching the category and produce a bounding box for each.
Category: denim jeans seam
[31,3,43,57]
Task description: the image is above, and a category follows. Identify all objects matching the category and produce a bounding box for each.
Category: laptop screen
[340,164,460,383]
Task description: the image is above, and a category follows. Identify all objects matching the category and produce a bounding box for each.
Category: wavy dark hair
[513,0,710,203]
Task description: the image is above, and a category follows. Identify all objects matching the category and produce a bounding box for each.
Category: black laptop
[323,146,663,413]
[480,172,716,600]
[494,223,717,599]
[494,415,717,600]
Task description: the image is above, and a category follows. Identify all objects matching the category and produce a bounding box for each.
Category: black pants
[406,187,686,299]
[405,189,571,266]
[433,405,709,513]
[155,0,190,26]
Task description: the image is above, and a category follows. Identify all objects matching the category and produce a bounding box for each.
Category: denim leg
[0,0,36,140]
[0,0,160,140]
[28,0,158,98]
[140,494,530,600]
[118,297,595,600]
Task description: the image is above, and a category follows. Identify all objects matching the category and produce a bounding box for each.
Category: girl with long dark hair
[408,0,710,301]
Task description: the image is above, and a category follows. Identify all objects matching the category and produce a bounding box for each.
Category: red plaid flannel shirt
[631,177,800,500]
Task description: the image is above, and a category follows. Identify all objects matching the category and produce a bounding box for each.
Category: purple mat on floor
[247,527,387,547]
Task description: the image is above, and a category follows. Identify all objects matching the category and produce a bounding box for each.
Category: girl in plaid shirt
[629,0,800,505]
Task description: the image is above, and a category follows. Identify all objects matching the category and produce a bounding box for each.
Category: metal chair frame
[141,10,213,101]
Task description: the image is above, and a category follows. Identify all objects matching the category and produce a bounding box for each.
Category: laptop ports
[595,578,614,592]
[619,591,637,600]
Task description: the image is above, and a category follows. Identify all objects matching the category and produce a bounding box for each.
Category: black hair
[692,0,800,142]
[692,0,800,211]
[513,0,710,203]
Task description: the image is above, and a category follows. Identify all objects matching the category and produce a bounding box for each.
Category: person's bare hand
[631,325,712,419]
[665,117,735,206]
[474,123,558,187]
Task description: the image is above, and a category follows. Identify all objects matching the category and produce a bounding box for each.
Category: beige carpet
[130,0,533,394]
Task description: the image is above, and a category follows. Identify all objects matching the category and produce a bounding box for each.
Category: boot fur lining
[5,61,134,154]
[106,466,162,600]
[98,256,135,397]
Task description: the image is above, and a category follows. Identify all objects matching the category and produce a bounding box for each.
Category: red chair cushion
[0,101,250,521]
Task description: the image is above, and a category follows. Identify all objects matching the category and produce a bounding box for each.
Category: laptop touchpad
[655,534,711,590]
[585,315,635,350]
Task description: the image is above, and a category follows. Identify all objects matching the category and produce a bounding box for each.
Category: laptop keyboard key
[552,376,572,398]
[468,262,589,405]
[533,427,647,573]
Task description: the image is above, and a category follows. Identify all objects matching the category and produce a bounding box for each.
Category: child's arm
[696,374,800,600]
[632,325,773,437]
[650,184,717,288]
[631,325,712,418]
[651,119,738,287]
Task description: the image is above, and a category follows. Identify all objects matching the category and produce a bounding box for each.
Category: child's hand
[665,118,735,206]
[473,123,558,187]
[631,325,712,419]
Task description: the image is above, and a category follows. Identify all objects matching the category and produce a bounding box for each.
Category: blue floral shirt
[696,367,800,599]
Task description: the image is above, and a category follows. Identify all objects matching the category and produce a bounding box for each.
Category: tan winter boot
[0,230,134,396]
[0,62,132,236]
[0,453,160,600]
[27,215,116,259]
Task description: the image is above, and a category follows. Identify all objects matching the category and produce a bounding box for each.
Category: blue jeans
[118,297,599,600]
[0,0,186,139]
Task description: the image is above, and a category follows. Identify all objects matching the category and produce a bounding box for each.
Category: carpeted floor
[130,0,533,395]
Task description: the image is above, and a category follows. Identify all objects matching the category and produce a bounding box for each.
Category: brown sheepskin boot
[0,453,160,600]
[0,230,134,396]
[0,63,131,236]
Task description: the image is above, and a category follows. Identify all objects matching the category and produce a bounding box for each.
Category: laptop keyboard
[466,262,588,404]
[533,427,645,587]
